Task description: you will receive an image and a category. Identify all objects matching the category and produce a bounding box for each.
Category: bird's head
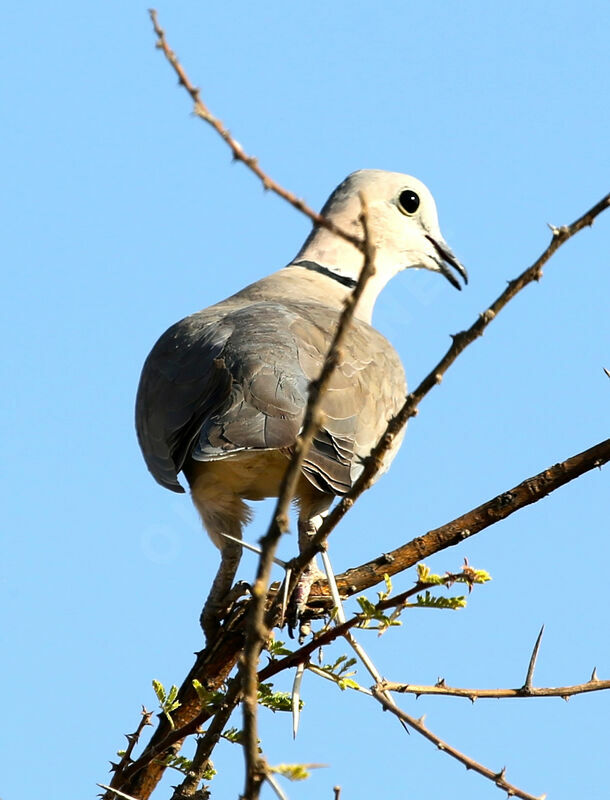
[293,170,467,317]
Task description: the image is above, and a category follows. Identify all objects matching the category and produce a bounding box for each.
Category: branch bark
[379,675,610,700]
[326,436,610,599]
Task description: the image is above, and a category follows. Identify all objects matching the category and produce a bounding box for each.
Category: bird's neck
[291,228,399,323]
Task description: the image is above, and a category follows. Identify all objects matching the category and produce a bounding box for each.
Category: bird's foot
[286,563,326,642]
[200,581,251,642]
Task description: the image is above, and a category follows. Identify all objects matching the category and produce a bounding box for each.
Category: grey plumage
[137,297,405,497]
[135,169,466,635]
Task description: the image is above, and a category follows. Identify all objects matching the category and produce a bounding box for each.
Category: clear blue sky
[3,2,609,799]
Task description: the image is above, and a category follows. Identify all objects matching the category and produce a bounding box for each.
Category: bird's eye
[398,189,420,215]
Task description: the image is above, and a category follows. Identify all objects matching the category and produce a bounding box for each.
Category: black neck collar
[292,260,358,290]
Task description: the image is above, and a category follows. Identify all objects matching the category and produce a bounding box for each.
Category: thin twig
[169,685,241,800]
[305,664,373,696]
[239,195,377,800]
[109,680,242,799]
[371,689,546,800]
[148,9,362,251]
[294,191,610,567]
[380,674,610,700]
[109,707,154,779]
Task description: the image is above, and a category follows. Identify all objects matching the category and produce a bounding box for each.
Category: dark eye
[398,189,420,215]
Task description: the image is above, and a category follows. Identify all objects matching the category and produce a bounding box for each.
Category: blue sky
[3,2,609,799]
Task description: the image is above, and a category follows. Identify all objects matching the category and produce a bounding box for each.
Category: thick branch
[318,437,610,600]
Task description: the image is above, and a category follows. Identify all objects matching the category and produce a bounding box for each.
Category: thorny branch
[379,674,610,701]
[104,11,610,800]
[103,434,610,799]
[110,708,153,780]
[323,436,610,601]
[239,196,377,800]
[371,688,546,800]
[148,9,363,252]
[258,566,483,683]
[293,193,610,570]
[380,627,610,700]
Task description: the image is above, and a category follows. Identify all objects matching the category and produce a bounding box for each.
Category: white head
[291,169,467,321]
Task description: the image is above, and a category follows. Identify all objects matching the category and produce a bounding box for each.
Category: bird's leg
[288,492,332,637]
[186,466,253,641]
[200,534,243,640]
[293,511,327,609]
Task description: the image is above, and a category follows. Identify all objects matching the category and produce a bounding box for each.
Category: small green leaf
[163,752,216,781]
[221,727,245,744]
[266,638,294,658]
[415,591,466,610]
[152,679,166,704]
[258,682,293,712]
[269,763,314,781]
[152,679,181,728]
[337,678,361,691]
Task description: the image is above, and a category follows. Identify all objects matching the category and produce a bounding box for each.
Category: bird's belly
[188,450,291,501]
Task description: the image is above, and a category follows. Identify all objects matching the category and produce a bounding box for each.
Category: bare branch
[108,707,154,780]
[302,191,610,551]
[239,195,377,799]
[148,9,363,251]
[107,679,242,799]
[378,673,610,700]
[169,684,241,800]
[371,689,546,800]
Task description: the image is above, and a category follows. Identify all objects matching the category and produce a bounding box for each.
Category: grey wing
[292,307,407,494]
[135,303,313,493]
[135,312,235,492]
[194,302,407,495]
[135,301,406,497]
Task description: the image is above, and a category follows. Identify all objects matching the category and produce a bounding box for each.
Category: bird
[135,169,467,638]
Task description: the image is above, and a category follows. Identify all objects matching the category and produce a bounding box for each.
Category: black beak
[425,235,468,291]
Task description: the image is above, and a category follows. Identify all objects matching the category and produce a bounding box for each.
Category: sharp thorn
[265,772,289,800]
[320,550,346,624]
[217,531,288,567]
[279,568,292,626]
[292,662,305,739]
[524,624,545,689]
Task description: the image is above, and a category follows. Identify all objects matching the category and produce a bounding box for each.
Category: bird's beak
[425,235,468,291]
